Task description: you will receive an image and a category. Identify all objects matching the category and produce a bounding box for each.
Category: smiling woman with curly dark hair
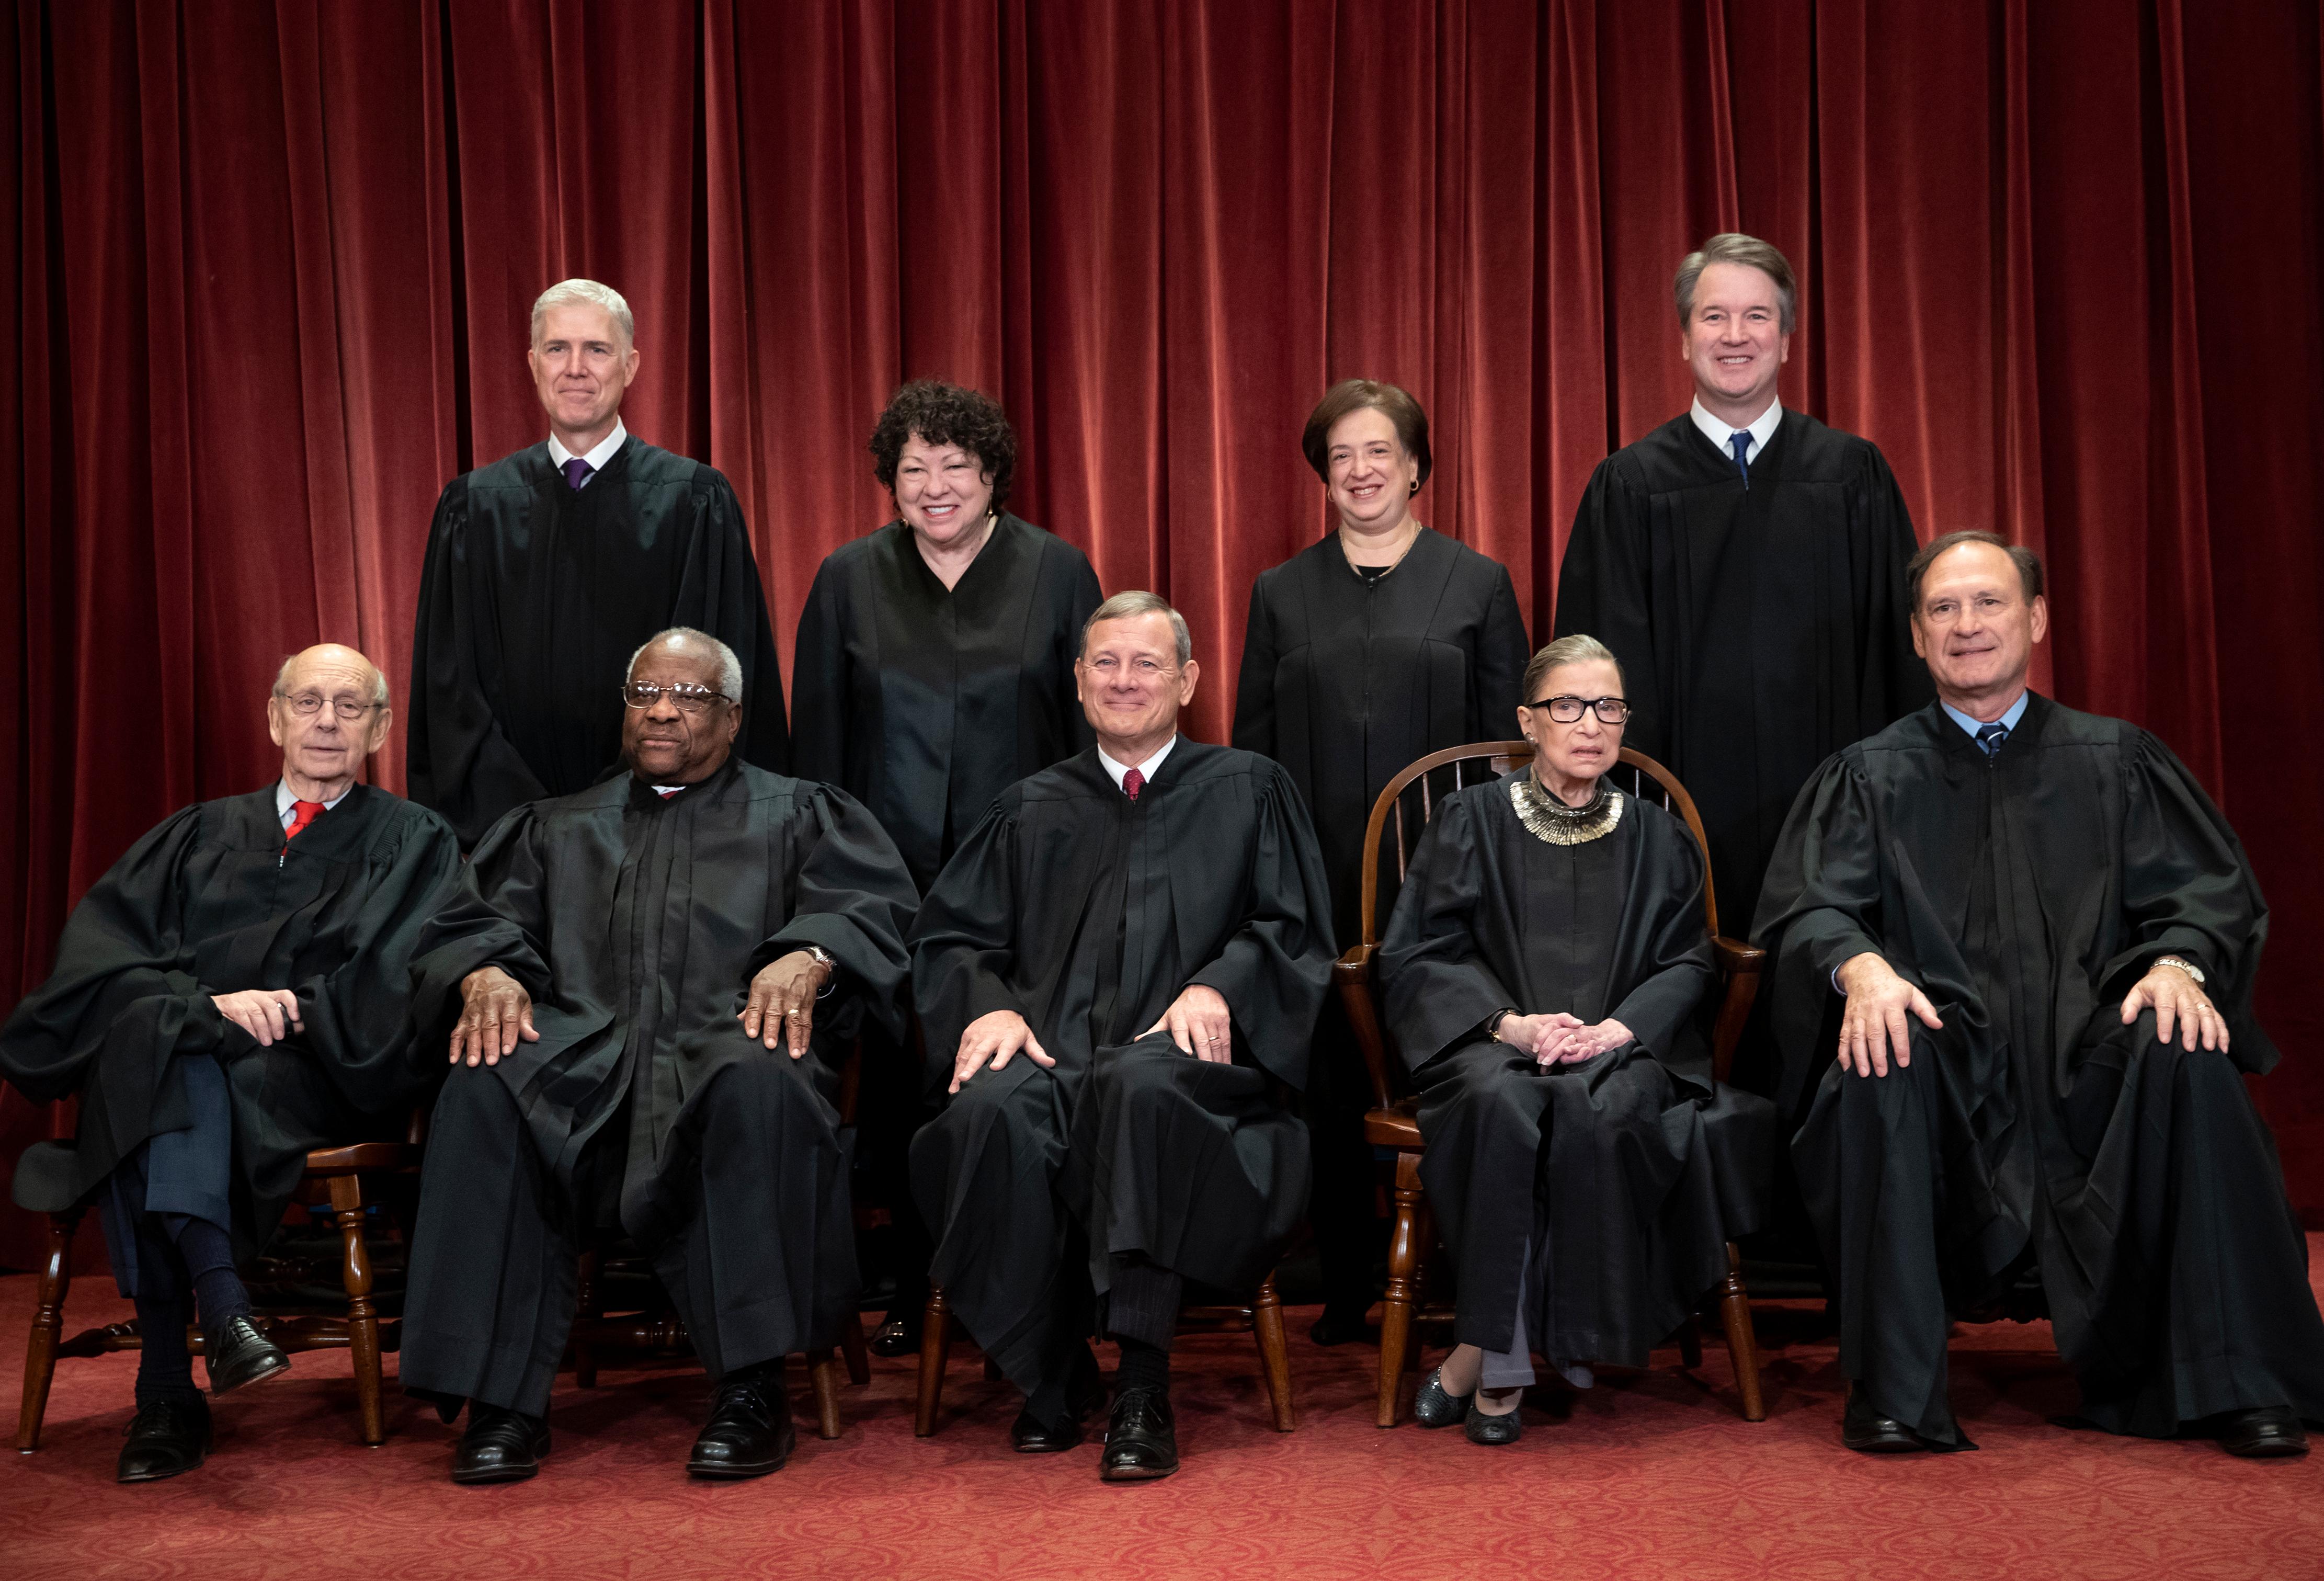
[791,378,1102,1357]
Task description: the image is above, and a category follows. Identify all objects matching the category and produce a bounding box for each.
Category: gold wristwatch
[2152,954,2205,986]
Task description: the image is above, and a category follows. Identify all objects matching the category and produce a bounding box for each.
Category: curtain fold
[5,0,2321,1267]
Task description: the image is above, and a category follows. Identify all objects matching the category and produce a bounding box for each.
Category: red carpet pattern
[5,1248,2320,1580]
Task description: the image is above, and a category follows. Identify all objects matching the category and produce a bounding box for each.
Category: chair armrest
[1332,943,1400,1114]
[1708,936,1766,1086]
[1714,936,1766,975]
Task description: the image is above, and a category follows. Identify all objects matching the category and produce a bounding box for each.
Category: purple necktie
[562,457,594,492]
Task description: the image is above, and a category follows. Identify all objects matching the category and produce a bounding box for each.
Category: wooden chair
[1334,742,1769,1428]
[913,1272,1297,1437]
[16,1100,420,1452]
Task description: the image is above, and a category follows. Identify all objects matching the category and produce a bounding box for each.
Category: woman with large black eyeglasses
[1375,634,1771,1444]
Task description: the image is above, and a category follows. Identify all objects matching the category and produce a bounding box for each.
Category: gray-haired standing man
[408,279,789,849]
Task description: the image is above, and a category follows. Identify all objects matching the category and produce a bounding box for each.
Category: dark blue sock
[166,1214,250,1334]
[128,1213,202,1408]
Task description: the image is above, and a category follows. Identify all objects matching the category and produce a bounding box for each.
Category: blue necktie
[1976,722,2009,758]
[1727,430,1751,489]
[562,457,594,492]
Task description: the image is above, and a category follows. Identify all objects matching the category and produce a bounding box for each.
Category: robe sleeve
[688,471,791,775]
[1229,576,1279,759]
[908,796,1030,1070]
[1751,749,1891,1118]
[1471,562,1532,735]
[788,557,849,786]
[1376,793,1517,1070]
[1849,446,1935,729]
[1554,460,1669,761]
[277,807,465,1113]
[406,478,552,848]
[1604,809,1718,1083]
[1182,762,1338,1088]
[752,784,921,1042]
[0,806,219,1102]
[2102,730,2277,1075]
[406,805,556,1045]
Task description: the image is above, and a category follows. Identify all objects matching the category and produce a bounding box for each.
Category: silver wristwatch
[2152,954,2205,986]
[802,944,838,997]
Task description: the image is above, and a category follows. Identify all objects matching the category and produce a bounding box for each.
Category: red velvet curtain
[5,0,2322,1267]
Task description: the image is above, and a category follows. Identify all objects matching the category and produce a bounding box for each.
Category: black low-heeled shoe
[1412,1367,1472,1429]
[2215,1406,2308,1459]
[203,1315,291,1397]
[1464,1397,1523,1446]
[117,1395,213,1484]
[1841,1382,1927,1454]
[452,1404,551,1485]
[870,1316,922,1358]
[688,1372,796,1479]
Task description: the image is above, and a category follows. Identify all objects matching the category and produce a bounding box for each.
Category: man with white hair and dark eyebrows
[398,628,918,1484]
[3,644,461,1482]
[407,277,789,849]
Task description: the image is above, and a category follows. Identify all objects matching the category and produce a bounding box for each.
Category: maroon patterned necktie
[1122,768,1145,801]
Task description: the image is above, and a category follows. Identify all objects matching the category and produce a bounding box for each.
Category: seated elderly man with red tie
[2,645,461,1483]
[910,592,1337,1482]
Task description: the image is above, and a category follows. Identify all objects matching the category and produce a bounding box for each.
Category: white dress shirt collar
[1097,735,1177,793]
[1690,396,1783,468]
[548,417,630,475]
[276,779,352,829]
[1940,688,2031,741]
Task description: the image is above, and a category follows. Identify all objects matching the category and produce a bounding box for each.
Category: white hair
[1081,590,1193,665]
[274,649,389,708]
[629,628,743,701]
[531,278,635,349]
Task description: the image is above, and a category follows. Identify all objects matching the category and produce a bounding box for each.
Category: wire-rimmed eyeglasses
[620,683,731,714]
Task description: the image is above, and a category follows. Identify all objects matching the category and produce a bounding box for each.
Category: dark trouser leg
[102,1161,200,1408]
[630,1054,853,1382]
[1108,1256,1182,1395]
[400,1072,580,1418]
[138,1054,250,1334]
[1303,993,1381,1326]
[1414,1042,1553,1358]
[857,1016,937,1328]
[912,1055,1080,1404]
[1795,1048,1972,1448]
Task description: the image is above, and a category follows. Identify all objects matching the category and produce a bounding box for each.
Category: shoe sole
[1844,1437,1927,1454]
[118,1448,210,1484]
[209,1353,291,1398]
[1100,1463,1179,1482]
[451,1462,543,1486]
[2224,1439,2309,1459]
[687,1457,790,1480]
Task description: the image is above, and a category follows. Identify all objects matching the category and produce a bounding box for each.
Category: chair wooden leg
[1376,1152,1426,1428]
[327,1176,385,1446]
[573,1246,602,1389]
[913,1286,952,1437]
[1718,1241,1767,1422]
[807,1349,843,1439]
[1677,1314,1703,1369]
[838,1313,870,1386]
[16,1210,81,1453]
[1252,1272,1297,1432]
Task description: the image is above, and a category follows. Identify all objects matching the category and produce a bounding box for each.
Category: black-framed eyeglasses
[276,692,381,720]
[620,683,730,714]
[1524,694,1630,725]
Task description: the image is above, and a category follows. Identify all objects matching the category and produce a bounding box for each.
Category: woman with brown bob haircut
[1232,377,1530,1345]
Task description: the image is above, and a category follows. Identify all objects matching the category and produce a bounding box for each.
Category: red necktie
[284,800,325,840]
[659,788,681,800]
[1122,768,1145,801]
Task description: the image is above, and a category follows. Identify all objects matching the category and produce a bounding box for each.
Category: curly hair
[868,379,1019,515]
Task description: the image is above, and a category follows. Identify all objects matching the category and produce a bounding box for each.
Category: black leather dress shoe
[117,1396,213,1484]
[688,1374,796,1479]
[1099,1386,1179,1482]
[870,1316,921,1358]
[1412,1367,1472,1429]
[203,1316,290,1397]
[1841,1382,1926,1453]
[1011,1409,1086,1453]
[2215,1406,2309,1459]
[452,1404,551,1485]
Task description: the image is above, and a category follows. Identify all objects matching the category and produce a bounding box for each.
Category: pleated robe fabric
[1379,776,1772,1366]
[1554,412,1928,948]
[406,437,790,848]
[395,759,917,1414]
[907,742,1337,1398]
[1756,696,2324,1446]
[1,785,461,1275]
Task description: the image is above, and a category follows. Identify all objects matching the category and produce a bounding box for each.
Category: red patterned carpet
[4,1251,2319,1581]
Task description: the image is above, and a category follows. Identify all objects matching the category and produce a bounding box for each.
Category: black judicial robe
[1756,696,2324,1443]
[1555,412,1928,943]
[2,785,460,1257]
[792,514,1102,893]
[908,742,1337,1387]
[407,437,790,848]
[1234,527,1530,948]
[1379,777,1770,1364]
[406,759,915,1221]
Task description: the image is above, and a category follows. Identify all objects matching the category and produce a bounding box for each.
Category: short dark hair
[868,379,1018,515]
[1674,234,1798,335]
[1907,529,2046,607]
[1301,378,1432,490]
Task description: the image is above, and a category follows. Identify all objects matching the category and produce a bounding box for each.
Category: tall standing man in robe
[397,629,916,1484]
[407,278,789,848]
[911,593,1337,1482]
[2,645,460,1483]
[1756,531,2324,1457]
[1555,233,1928,957]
